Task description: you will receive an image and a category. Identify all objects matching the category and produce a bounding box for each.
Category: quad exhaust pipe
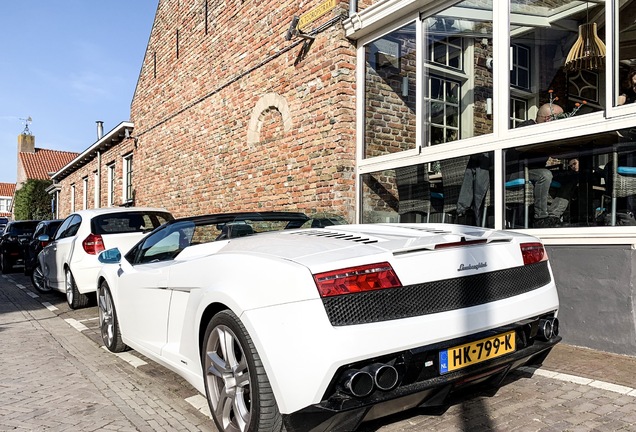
[538,317,559,341]
[343,363,399,397]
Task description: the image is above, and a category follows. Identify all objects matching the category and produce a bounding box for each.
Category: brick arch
[247,93,292,145]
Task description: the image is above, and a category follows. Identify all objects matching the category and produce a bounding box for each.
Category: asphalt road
[2,271,636,431]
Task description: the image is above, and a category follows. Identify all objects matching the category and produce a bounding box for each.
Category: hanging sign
[297,0,337,31]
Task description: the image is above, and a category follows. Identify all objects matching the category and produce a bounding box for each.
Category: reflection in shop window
[424,1,493,145]
[511,44,530,90]
[363,22,417,159]
[510,97,528,128]
[360,153,494,228]
[429,76,460,144]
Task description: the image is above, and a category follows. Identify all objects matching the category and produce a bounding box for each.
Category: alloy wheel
[205,324,252,432]
[31,264,50,293]
[65,269,74,305]
[99,287,115,347]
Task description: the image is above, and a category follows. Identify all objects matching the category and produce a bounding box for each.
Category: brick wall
[130,0,357,220]
[55,139,136,217]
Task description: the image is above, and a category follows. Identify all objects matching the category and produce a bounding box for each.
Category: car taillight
[313,262,402,298]
[520,242,547,265]
[83,233,105,255]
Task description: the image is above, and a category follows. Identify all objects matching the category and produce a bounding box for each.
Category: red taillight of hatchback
[83,233,105,255]
[313,262,402,298]
[520,242,547,265]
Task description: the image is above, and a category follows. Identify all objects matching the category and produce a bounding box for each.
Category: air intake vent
[291,230,378,244]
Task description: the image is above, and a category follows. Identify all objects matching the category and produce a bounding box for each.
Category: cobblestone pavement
[2,272,636,431]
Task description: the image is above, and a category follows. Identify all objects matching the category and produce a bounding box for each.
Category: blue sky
[0,1,158,184]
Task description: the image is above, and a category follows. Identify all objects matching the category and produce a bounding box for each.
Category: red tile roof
[19,148,80,180]
[0,182,15,197]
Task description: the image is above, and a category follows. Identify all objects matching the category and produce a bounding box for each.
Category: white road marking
[101,347,148,368]
[520,366,636,397]
[26,291,39,299]
[64,318,89,332]
[16,284,26,290]
[41,302,58,311]
[185,394,212,418]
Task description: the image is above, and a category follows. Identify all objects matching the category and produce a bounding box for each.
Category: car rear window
[8,221,39,236]
[91,212,173,235]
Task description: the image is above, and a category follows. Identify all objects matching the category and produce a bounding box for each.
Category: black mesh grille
[322,261,551,326]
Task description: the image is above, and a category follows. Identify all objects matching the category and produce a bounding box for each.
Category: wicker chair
[609,147,636,225]
[505,166,533,228]
[395,165,431,222]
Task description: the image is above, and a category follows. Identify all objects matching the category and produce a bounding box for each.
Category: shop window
[509,0,606,127]
[424,1,493,145]
[503,128,636,229]
[617,3,636,107]
[360,152,494,227]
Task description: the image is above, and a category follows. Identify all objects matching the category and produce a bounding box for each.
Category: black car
[24,219,63,276]
[0,220,40,273]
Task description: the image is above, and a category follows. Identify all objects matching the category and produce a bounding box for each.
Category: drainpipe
[95,121,103,208]
[349,0,357,16]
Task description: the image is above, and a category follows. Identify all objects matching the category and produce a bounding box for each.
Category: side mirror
[99,248,122,264]
[37,234,50,243]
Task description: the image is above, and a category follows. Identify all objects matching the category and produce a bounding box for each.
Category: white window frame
[107,163,115,207]
[122,154,133,204]
[94,171,100,209]
[82,177,88,210]
[70,184,76,212]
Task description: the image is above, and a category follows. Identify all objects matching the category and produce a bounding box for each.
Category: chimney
[18,133,35,153]
[96,121,104,139]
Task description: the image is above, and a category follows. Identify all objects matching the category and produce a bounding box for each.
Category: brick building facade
[53,0,362,220]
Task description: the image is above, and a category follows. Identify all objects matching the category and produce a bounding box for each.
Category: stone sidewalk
[0,274,212,432]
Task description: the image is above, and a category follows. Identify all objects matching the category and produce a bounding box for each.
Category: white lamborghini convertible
[96,211,560,432]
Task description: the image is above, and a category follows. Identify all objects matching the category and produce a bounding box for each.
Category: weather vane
[20,116,33,135]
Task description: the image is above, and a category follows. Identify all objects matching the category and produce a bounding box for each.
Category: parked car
[96,212,561,432]
[0,220,40,273]
[33,207,173,308]
[24,219,63,278]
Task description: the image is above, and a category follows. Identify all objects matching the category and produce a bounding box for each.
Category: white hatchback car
[33,207,173,308]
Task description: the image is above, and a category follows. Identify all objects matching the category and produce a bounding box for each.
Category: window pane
[510,0,605,128]
[424,0,493,145]
[363,22,417,159]
[360,152,494,227]
[503,128,636,229]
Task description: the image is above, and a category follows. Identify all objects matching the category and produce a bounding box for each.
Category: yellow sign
[297,0,337,31]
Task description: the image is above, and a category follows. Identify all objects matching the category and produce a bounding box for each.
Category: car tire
[65,268,89,309]
[1,253,12,274]
[98,281,127,353]
[202,310,283,432]
[31,262,51,293]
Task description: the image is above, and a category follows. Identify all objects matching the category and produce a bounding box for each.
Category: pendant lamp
[564,13,606,72]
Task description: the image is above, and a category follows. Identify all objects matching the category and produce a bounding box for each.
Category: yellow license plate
[439,330,516,374]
